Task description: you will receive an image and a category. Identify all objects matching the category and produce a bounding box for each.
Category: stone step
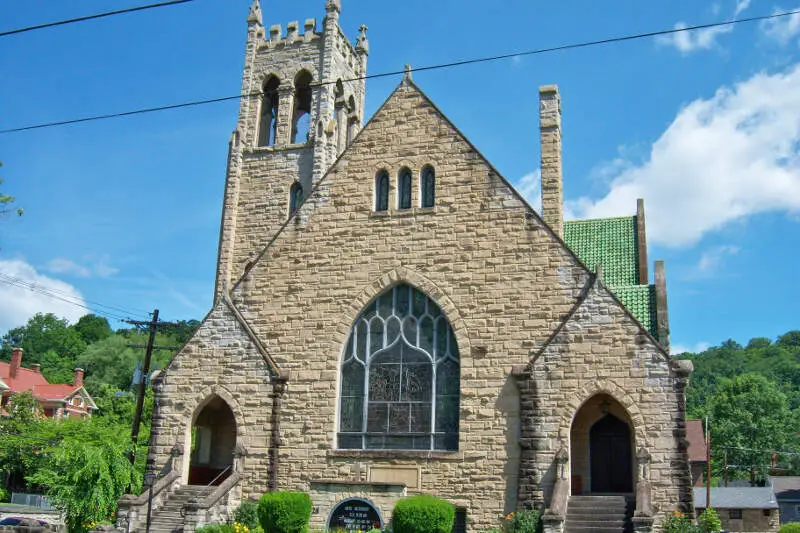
[567,513,626,521]
[565,528,627,533]
[566,519,626,527]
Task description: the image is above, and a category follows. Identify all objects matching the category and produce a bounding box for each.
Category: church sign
[327,498,383,532]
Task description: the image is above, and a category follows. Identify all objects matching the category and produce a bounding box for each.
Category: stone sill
[310,479,405,488]
[327,449,463,461]
[370,207,436,218]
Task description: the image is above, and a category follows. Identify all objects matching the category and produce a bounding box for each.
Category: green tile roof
[613,284,657,335]
[564,216,639,287]
[564,216,657,335]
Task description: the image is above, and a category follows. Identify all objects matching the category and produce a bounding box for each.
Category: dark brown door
[590,414,633,493]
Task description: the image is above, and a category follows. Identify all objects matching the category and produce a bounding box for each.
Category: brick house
[0,348,96,419]
[117,2,695,532]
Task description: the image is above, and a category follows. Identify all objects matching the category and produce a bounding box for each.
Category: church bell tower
[214,0,369,300]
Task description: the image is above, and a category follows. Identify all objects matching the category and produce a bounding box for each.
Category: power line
[1,7,797,135]
[0,273,136,323]
[0,0,198,39]
[0,272,150,319]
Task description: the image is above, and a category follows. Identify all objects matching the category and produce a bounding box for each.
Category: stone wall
[717,508,780,533]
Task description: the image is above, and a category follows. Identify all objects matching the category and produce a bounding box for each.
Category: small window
[289,182,303,216]
[452,509,467,533]
[729,509,743,520]
[398,168,412,209]
[375,170,389,211]
[421,165,435,208]
[291,70,313,144]
[258,76,280,147]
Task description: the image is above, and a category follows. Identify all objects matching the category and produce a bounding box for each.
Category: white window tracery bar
[338,284,460,451]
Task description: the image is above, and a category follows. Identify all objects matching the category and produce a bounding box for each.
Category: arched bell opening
[187,395,237,486]
[570,394,635,495]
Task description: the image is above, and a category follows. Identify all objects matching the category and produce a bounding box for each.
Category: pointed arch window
[398,168,412,210]
[420,165,435,208]
[375,170,389,212]
[258,76,280,147]
[338,284,460,451]
[291,70,313,144]
[289,182,303,216]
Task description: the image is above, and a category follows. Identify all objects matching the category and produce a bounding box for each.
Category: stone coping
[327,449,465,461]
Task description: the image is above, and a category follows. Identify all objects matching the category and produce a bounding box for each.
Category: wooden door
[590,414,633,493]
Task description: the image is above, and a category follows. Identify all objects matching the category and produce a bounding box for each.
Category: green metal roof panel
[564,216,640,287]
[612,284,657,335]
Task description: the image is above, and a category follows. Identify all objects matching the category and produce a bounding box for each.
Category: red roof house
[0,347,97,418]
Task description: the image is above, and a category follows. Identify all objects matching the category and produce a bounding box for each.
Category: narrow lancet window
[258,76,280,147]
[291,70,313,144]
[398,168,412,210]
[289,182,303,216]
[421,165,435,208]
[375,170,389,211]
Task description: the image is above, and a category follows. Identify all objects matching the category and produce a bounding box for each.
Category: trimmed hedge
[234,499,261,530]
[391,494,455,533]
[780,524,800,533]
[257,492,312,533]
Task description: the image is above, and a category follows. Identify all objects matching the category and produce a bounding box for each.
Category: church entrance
[188,395,236,486]
[570,394,634,495]
[589,414,632,493]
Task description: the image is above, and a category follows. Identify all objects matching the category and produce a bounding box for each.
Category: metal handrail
[206,465,232,487]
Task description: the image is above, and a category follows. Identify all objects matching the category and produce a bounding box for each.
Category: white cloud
[695,245,740,276]
[671,341,711,355]
[569,64,800,247]
[515,170,541,212]
[45,255,119,279]
[657,0,750,54]
[762,7,800,45]
[0,259,86,334]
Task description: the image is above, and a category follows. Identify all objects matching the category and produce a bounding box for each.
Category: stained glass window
[398,168,412,210]
[338,284,460,451]
[375,170,389,211]
[421,165,435,208]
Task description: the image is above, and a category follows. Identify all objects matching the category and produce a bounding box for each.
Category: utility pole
[724,450,728,487]
[125,309,179,465]
[706,416,712,509]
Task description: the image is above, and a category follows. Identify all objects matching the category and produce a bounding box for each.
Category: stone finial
[326,0,341,13]
[356,24,369,55]
[404,64,413,81]
[670,359,693,377]
[269,24,281,43]
[247,0,262,26]
[304,19,317,40]
[287,21,299,42]
[539,84,564,238]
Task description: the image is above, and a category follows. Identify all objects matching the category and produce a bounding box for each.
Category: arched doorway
[570,394,634,494]
[188,395,236,486]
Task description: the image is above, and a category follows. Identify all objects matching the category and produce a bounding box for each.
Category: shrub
[234,500,261,530]
[391,494,455,533]
[257,491,312,533]
[0,488,9,503]
[697,508,721,533]
[505,510,542,533]
[780,524,800,533]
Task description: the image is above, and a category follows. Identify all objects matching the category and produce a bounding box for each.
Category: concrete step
[567,513,626,521]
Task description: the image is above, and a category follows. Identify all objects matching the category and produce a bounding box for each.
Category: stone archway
[188,395,237,486]
[570,394,635,495]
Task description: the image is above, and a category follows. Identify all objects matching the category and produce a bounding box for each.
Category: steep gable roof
[0,362,49,393]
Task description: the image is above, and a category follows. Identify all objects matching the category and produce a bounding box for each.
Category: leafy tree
[777,331,800,349]
[0,313,86,368]
[171,319,201,345]
[27,418,140,533]
[708,374,796,482]
[72,315,112,345]
[0,162,22,218]
[746,337,771,349]
[0,392,46,491]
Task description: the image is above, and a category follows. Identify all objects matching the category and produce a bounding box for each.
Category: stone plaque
[327,498,383,532]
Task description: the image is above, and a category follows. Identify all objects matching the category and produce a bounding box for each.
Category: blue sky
[0,0,798,353]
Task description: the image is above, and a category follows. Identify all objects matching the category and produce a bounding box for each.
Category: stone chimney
[539,85,563,238]
[31,364,41,373]
[10,348,23,379]
[73,368,84,388]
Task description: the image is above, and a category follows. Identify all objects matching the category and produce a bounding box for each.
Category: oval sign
[327,498,383,532]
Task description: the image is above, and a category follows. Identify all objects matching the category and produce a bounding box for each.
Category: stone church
[118,1,694,532]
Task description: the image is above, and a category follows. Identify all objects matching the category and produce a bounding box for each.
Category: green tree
[0,162,23,217]
[72,315,112,345]
[708,374,796,482]
[0,392,49,492]
[1,313,86,369]
[27,418,140,533]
